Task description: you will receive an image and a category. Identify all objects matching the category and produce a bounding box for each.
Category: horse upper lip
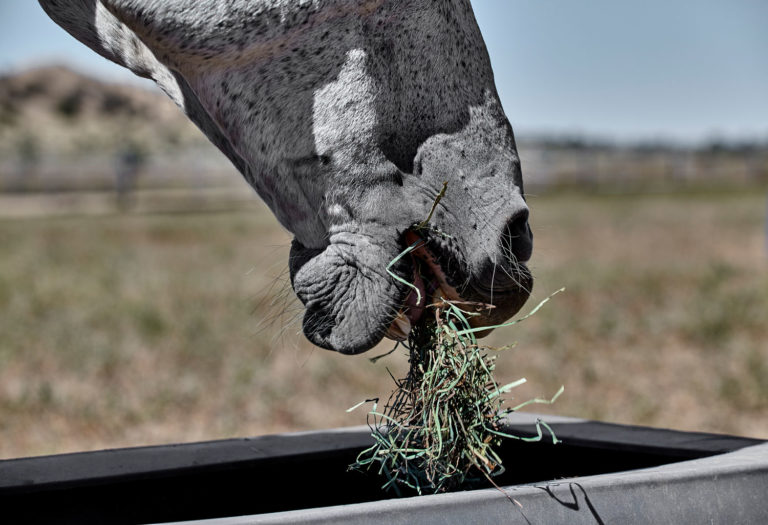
[471,262,530,295]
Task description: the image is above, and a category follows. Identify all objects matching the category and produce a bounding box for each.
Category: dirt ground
[0,189,766,459]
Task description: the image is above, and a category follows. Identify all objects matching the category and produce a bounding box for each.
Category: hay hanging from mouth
[350,291,564,495]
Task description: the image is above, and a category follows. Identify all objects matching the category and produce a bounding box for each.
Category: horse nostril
[501,209,533,263]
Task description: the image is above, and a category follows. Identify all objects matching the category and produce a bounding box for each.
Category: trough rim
[0,412,762,494]
[1,412,765,525]
[161,441,768,525]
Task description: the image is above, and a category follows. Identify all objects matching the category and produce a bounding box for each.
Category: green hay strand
[414,181,448,231]
[386,240,425,308]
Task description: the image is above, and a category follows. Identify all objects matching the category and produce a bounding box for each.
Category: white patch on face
[312,48,381,167]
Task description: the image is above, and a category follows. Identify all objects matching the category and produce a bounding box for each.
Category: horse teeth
[395,313,411,334]
[386,311,412,341]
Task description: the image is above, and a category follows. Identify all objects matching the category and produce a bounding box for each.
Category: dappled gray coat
[39,0,534,354]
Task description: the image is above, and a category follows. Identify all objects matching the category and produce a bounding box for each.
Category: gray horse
[40,0,534,354]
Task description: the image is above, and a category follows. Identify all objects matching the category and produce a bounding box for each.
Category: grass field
[1,189,767,459]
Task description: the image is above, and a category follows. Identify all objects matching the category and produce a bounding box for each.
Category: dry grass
[1,189,767,459]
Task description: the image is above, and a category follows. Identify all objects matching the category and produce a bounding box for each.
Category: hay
[350,289,564,495]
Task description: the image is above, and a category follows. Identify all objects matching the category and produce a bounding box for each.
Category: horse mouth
[385,230,532,341]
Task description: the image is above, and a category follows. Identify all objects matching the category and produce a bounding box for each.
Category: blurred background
[0,1,766,458]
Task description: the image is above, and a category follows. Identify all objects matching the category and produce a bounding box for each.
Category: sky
[1,0,767,144]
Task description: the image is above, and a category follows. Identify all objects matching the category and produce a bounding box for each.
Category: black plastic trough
[1,413,766,524]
